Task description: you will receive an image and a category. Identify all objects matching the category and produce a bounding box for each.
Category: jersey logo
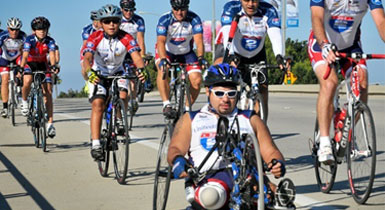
[371,0,382,5]
[130,39,138,47]
[170,37,186,45]
[86,42,94,48]
[329,16,354,33]
[157,26,166,34]
[200,132,217,151]
[241,36,261,51]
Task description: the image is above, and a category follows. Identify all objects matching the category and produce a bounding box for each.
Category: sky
[1,0,384,93]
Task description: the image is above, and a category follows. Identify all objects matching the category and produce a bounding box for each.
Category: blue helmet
[204,63,240,87]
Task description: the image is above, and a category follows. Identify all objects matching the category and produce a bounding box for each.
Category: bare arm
[81,52,93,81]
[157,35,168,59]
[193,33,205,57]
[19,51,29,68]
[49,51,56,67]
[137,31,146,57]
[167,113,192,165]
[311,6,328,46]
[131,50,145,69]
[371,8,385,42]
[55,49,60,64]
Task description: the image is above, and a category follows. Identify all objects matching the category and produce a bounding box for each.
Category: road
[0,93,384,210]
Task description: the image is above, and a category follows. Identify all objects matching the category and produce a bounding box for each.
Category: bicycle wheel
[97,113,110,177]
[347,102,376,204]
[112,99,130,184]
[9,81,16,126]
[37,90,47,152]
[29,94,40,148]
[254,93,267,123]
[175,84,185,118]
[153,125,173,210]
[313,119,337,193]
[127,82,134,130]
[137,81,145,103]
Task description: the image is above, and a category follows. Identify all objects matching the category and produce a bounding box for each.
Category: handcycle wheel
[254,93,267,123]
[153,125,173,210]
[97,112,110,177]
[347,101,376,204]
[313,119,337,193]
[112,99,130,184]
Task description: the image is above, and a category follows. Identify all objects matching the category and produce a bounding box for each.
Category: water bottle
[106,103,112,124]
[185,178,195,203]
[336,105,348,161]
[239,90,248,110]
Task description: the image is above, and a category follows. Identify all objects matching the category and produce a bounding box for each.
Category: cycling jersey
[189,104,255,173]
[82,23,99,41]
[83,30,140,76]
[156,10,203,55]
[310,0,383,51]
[0,30,26,61]
[120,14,145,40]
[221,0,242,26]
[23,34,56,63]
[216,1,283,58]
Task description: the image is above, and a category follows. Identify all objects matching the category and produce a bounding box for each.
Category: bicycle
[7,63,22,126]
[153,62,194,209]
[309,52,385,204]
[237,61,281,123]
[136,55,154,103]
[26,70,50,152]
[95,72,131,185]
[153,116,296,210]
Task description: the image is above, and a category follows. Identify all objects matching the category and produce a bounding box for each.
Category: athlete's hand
[268,159,286,178]
[172,155,188,179]
[198,56,208,69]
[50,64,60,74]
[88,71,99,85]
[322,42,338,64]
[136,68,148,83]
[159,58,170,80]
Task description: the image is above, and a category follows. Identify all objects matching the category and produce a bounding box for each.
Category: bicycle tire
[254,93,267,123]
[30,93,40,148]
[9,81,16,126]
[137,81,145,103]
[313,119,337,193]
[37,89,47,152]
[153,125,173,210]
[112,99,130,184]
[347,101,376,204]
[97,112,110,177]
[184,81,192,113]
[127,82,134,130]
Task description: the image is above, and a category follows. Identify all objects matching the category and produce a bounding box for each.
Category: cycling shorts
[155,46,201,74]
[0,57,21,75]
[308,30,367,76]
[23,62,52,83]
[88,75,128,103]
[236,48,268,86]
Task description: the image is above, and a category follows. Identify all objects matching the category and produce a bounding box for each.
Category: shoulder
[88,30,104,40]
[25,34,35,42]
[133,14,145,22]
[119,30,138,46]
[237,109,255,119]
[0,31,9,40]
[158,11,173,25]
[369,0,384,10]
[258,2,279,17]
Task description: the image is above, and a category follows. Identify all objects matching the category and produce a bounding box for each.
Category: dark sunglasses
[243,0,259,2]
[211,90,238,98]
[123,8,135,12]
[9,28,20,31]
[172,6,188,11]
[102,19,120,24]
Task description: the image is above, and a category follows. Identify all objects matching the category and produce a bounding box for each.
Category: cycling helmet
[31,16,50,30]
[90,10,100,21]
[170,0,190,8]
[7,17,22,30]
[204,63,240,87]
[98,4,122,20]
[120,0,136,11]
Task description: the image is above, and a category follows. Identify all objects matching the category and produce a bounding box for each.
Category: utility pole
[212,0,216,63]
[281,0,287,56]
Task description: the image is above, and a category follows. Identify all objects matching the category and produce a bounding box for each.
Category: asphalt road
[0,93,384,210]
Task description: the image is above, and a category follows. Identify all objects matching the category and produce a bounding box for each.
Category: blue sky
[1,0,384,92]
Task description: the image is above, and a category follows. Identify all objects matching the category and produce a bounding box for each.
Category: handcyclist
[308,0,385,164]
[0,17,26,118]
[156,0,208,119]
[168,63,290,209]
[119,0,149,111]
[215,0,285,121]
[81,4,147,161]
[19,17,60,138]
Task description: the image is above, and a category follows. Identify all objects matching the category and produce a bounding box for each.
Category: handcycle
[7,62,22,126]
[309,52,385,204]
[94,71,131,185]
[26,70,52,152]
[153,115,296,210]
[153,62,194,210]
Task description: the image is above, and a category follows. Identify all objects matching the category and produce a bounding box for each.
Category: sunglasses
[102,19,120,24]
[123,8,135,12]
[211,90,238,98]
[243,0,259,2]
[172,7,188,11]
[9,28,20,31]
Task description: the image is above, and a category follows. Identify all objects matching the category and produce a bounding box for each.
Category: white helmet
[98,4,122,20]
[7,17,22,30]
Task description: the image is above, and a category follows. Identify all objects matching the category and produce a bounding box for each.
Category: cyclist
[308,0,385,164]
[168,63,287,209]
[215,0,285,121]
[156,0,208,118]
[0,17,26,118]
[19,16,60,138]
[81,10,102,45]
[81,4,147,161]
[119,0,148,111]
[0,21,3,33]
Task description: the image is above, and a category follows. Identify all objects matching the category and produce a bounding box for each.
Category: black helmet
[120,0,136,11]
[90,10,100,21]
[31,16,50,30]
[170,0,190,8]
[204,63,240,87]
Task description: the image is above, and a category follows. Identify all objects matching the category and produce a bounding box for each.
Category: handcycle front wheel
[313,119,338,193]
[153,125,173,210]
[112,99,130,184]
[347,101,376,204]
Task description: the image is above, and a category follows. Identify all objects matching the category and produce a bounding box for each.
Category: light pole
[137,11,161,16]
[212,0,216,63]
[281,0,286,56]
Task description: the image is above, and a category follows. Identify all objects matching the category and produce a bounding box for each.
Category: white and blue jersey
[310,0,384,50]
[0,30,26,61]
[120,14,145,40]
[81,23,99,41]
[217,1,283,58]
[156,10,203,55]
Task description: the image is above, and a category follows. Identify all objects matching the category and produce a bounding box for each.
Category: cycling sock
[185,106,190,112]
[3,103,7,109]
[22,100,28,107]
[319,136,331,147]
[92,139,101,148]
[163,100,170,107]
